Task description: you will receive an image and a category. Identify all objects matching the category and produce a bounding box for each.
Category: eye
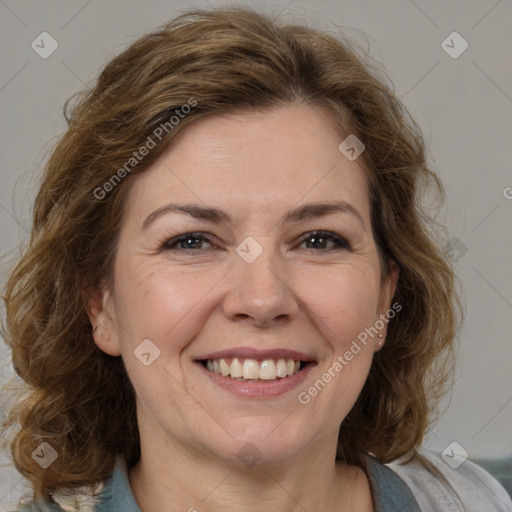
[161,232,215,251]
[160,231,349,252]
[298,230,350,251]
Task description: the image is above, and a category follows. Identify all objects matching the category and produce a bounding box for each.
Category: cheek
[112,257,230,360]
[113,263,224,415]
[293,265,379,415]
[298,263,381,348]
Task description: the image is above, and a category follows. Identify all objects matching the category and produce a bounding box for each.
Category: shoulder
[385,448,512,512]
[12,457,138,512]
[14,483,106,512]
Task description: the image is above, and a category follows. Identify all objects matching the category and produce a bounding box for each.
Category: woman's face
[91,103,397,467]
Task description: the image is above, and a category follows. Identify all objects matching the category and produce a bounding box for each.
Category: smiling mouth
[199,357,315,381]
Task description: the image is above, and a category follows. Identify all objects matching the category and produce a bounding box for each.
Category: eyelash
[160,230,351,252]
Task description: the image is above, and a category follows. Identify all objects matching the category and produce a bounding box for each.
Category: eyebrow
[141,200,366,231]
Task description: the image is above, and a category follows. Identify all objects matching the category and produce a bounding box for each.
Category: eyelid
[159,230,351,252]
[297,230,351,250]
[160,232,217,251]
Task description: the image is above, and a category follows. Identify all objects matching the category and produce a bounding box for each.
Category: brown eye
[300,231,350,251]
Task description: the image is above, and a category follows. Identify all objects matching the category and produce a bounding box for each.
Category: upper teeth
[206,358,301,380]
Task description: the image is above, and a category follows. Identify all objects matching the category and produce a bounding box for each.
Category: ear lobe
[84,284,121,357]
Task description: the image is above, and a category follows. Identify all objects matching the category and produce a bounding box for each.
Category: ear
[379,259,399,312]
[376,259,400,341]
[84,282,121,357]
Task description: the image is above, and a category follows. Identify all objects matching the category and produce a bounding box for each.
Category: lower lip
[195,362,316,398]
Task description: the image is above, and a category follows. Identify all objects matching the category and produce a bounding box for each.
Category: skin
[87,103,398,512]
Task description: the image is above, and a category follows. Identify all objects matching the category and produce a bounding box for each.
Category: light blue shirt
[17,454,422,511]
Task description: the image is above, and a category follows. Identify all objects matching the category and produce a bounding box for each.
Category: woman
[2,6,510,512]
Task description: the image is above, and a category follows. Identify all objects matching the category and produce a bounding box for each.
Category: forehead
[123,104,371,226]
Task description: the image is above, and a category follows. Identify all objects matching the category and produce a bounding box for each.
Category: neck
[129,435,373,512]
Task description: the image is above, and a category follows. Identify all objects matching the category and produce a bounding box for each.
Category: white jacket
[386,449,512,512]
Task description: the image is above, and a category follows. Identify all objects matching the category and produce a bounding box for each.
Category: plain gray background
[1,0,511,508]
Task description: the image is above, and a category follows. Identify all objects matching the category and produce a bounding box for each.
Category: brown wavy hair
[1,6,460,500]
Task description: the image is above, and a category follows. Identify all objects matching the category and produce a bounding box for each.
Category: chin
[205,418,315,468]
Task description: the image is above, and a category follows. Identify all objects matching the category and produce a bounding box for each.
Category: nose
[221,246,300,328]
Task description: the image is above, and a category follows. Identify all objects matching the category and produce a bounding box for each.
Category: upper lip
[195,347,316,362]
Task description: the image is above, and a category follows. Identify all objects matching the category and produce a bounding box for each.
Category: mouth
[199,357,315,381]
[194,348,317,397]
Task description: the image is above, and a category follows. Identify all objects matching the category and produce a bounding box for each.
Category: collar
[362,453,422,512]
[71,454,421,512]
[93,458,141,512]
